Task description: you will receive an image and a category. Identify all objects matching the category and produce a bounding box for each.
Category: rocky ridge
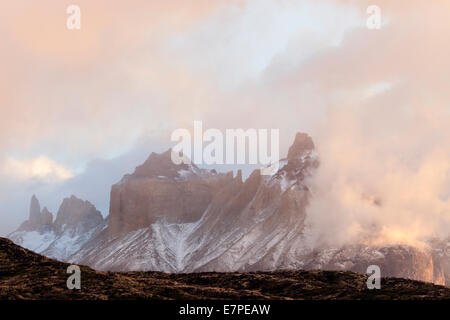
[7,133,450,286]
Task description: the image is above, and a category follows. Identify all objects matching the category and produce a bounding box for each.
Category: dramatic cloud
[0,0,448,244]
[0,156,73,182]
[302,0,450,247]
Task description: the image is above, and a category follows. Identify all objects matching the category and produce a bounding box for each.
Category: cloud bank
[0,0,448,245]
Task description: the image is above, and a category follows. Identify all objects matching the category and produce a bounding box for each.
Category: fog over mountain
[0,0,449,264]
[8,134,450,286]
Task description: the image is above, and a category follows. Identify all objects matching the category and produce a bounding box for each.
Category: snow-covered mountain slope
[8,195,106,261]
[67,133,317,272]
[7,133,449,285]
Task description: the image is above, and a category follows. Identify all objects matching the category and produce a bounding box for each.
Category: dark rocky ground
[1,237,450,300]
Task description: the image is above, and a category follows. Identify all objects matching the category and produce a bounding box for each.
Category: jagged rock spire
[17,195,53,231]
[287,133,315,160]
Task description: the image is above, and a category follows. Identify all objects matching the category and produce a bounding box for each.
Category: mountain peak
[29,194,41,224]
[16,195,52,232]
[53,196,103,232]
[127,149,207,182]
[287,133,315,160]
[266,133,318,192]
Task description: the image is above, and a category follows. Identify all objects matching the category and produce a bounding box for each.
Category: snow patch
[9,230,56,253]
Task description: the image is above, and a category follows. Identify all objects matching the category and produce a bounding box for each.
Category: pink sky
[0,1,449,243]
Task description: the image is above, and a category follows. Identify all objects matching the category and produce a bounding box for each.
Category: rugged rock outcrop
[7,133,449,286]
[8,195,105,261]
[68,133,318,272]
[17,195,53,232]
[108,150,234,237]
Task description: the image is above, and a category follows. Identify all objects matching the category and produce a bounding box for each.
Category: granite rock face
[17,195,53,232]
[54,195,103,234]
[108,150,233,237]
[9,195,105,261]
[7,133,450,286]
[68,133,319,272]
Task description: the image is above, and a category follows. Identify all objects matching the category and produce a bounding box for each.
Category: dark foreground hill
[1,237,450,300]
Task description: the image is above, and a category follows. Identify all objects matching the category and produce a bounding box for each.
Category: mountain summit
[17,195,53,232]
[67,132,318,272]
[9,195,105,261]
[287,132,315,160]
[7,133,450,285]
